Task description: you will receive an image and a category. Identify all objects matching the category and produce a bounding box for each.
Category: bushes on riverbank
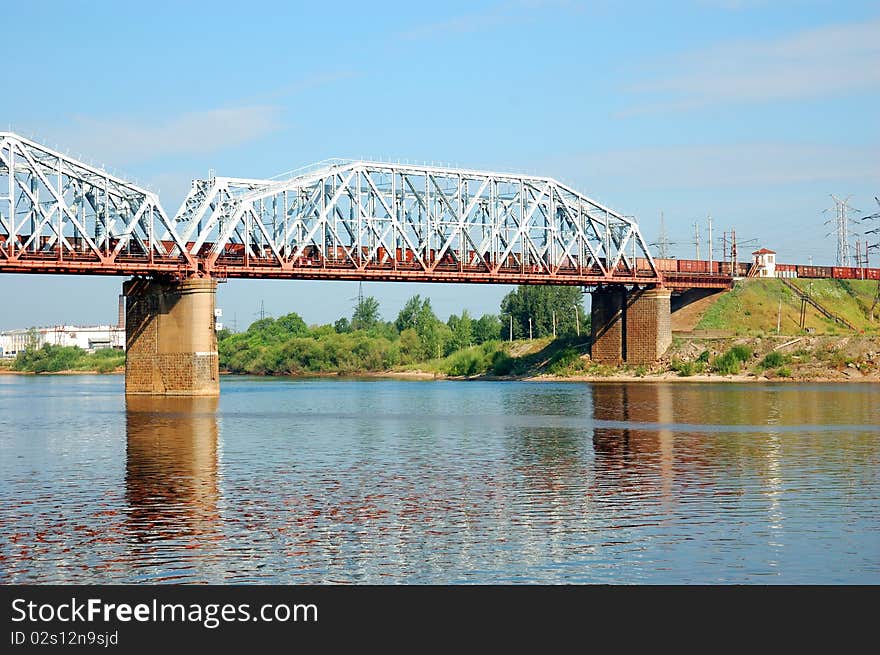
[219,287,588,377]
[12,344,124,373]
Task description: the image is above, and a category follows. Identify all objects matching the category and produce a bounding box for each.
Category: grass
[694,279,879,335]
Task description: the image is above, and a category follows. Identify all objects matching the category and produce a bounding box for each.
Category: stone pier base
[123,277,219,396]
[625,287,672,365]
[590,286,672,365]
[590,287,626,365]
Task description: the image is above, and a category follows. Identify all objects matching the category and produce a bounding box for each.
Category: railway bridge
[0,132,732,395]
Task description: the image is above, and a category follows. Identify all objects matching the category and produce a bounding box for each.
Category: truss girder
[179,161,660,284]
[0,134,660,285]
[0,132,195,275]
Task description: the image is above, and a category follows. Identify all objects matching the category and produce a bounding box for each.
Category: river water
[0,375,877,584]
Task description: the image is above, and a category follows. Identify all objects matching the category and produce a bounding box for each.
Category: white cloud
[57,106,282,165]
[625,18,880,111]
[559,142,879,190]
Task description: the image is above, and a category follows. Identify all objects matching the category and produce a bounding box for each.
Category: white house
[752,248,777,278]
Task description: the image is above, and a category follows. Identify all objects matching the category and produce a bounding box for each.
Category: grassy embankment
[694,278,879,335]
[661,279,880,381]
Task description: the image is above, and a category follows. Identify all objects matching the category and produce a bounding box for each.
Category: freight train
[641,257,880,281]
[3,234,879,280]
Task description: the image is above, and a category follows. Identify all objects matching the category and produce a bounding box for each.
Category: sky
[2,0,878,330]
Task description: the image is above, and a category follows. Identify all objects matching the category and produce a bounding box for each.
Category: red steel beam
[0,249,739,290]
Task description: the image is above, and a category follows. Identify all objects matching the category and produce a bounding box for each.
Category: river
[0,375,878,583]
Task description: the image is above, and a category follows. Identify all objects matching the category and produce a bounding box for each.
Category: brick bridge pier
[123,278,219,396]
[590,286,672,365]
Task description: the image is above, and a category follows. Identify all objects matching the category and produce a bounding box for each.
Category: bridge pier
[123,277,219,396]
[591,286,671,365]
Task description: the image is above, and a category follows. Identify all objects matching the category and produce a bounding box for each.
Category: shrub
[777,366,792,378]
[547,346,583,375]
[491,352,515,376]
[712,351,741,375]
[445,350,483,377]
[729,345,752,362]
[670,359,695,377]
[760,351,787,369]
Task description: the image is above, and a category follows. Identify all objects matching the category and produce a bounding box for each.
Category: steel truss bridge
[0,132,729,289]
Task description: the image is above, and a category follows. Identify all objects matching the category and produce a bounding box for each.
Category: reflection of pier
[125,396,220,544]
[591,384,676,504]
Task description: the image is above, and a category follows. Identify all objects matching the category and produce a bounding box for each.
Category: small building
[0,325,125,358]
[752,248,777,278]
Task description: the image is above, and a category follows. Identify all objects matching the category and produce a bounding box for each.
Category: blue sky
[3,0,878,329]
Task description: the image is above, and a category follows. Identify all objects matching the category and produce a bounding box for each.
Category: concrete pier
[591,286,672,365]
[123,277,219,396]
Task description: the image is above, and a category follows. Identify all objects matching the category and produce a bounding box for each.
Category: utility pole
[574,304,580,337]
[552,310,557,339]
[509,315,513,342]
[731,229,737,275]
[777,299,782,334]
[707,214,713,269]
[693,222,701,260]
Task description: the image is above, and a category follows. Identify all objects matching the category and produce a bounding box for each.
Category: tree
[351,296,381,331]
[334,317,351,333]
[395,295,426,332]
[500,286,587,340]
[446,310,473,352]
[395,295,449,358]
[472,314,502,344]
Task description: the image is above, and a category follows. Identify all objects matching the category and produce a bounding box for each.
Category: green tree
[395,294,426,332]
[351,296,381,331]
[396,295,450,358]
[500,286,587,340]
[472,314,501,344]
[334,317,351,333]
[447,310,474,352]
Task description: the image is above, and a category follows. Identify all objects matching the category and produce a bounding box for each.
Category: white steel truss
[0,132,193,272]
[0,132,659,284]
[180,160,659,281]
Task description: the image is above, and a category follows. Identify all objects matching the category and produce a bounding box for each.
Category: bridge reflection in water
[125,396,220,551]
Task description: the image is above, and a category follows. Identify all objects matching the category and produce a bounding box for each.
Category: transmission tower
[824,195,860,266]
[863,196,880,262]
[649,211,675,259]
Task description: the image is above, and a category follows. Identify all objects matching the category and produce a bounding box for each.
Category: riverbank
[5,333,879,383]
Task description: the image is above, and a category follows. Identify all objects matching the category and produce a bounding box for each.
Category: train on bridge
[3,234,878,283]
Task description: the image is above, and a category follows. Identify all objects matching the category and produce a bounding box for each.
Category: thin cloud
[56,106,282,165]
[560,143,879,190]
[624,18,880,112]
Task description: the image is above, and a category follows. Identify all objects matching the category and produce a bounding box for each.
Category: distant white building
[0,325,125,358]
[752,248,777,278]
